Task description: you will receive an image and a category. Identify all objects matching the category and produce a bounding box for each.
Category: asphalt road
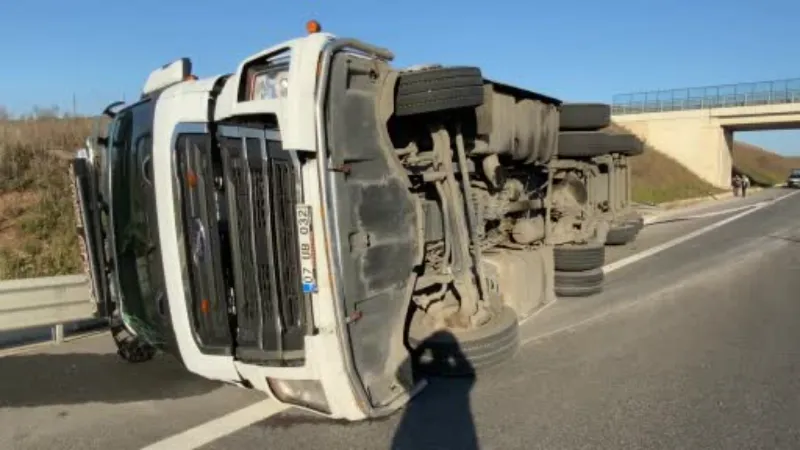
[2,188,799,449]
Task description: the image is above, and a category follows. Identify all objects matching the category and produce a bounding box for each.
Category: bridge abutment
[615,110,732,189]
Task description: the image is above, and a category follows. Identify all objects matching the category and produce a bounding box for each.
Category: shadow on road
[391,330,479,450]
[0,351,220,408]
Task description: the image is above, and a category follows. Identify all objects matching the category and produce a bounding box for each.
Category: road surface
[2,188,799,450]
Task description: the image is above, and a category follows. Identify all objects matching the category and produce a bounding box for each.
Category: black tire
[395,67,485,117]
[554,242,605,271]
[606,134,644,156]
[558,131,643,158]
[559,103,611,131]
[558,131,609,158]
[605,222,639,246]
[408,305,519,377]
[554,268,604,297]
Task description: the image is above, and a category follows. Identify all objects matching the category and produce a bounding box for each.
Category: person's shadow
[391,330,479,450]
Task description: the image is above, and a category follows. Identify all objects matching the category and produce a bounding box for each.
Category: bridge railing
[612,78,800,115]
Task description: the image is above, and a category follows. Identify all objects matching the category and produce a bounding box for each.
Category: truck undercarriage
[71,30,644,420]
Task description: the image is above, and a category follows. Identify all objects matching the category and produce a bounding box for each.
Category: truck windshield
[791,169,800,178]
[107,99,168,346]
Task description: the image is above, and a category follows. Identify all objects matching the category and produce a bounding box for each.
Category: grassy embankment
[0,118,92,279]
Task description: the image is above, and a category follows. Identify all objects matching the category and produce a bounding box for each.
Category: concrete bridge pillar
[614,110,732,189]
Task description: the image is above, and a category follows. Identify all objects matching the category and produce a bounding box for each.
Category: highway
[2,188,799,450]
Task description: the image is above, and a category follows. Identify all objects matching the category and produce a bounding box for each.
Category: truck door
[107,99,174,349]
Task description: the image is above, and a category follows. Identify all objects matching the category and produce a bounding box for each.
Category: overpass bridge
[611,78,800,188]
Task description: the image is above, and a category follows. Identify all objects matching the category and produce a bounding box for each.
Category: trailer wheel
[408,305,519,377]
[394,66,485,117]
[559,103,611,131]
[606,133,644,156]
[558,131,643,158]
[538,102,560,163]
[557,131,610,158]
[605,222,639,246]
[554,242,605,271]
[554,268,604,297]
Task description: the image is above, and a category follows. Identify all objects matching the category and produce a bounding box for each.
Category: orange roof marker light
[306,20,322,34]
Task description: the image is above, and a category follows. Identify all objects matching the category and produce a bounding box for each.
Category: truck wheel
[606,134,644,156]
[408,305,519,377]
[559,103,611,131]
[554,242,605,271]
[605,222,639,246]
[557,131,609,158]
[558,131,643,158]
[395,66,485,117]
[538,102,560,163]
[554,268,604,297]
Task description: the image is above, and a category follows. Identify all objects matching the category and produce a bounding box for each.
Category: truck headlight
[252,69,289,100]
[266,378,331,414]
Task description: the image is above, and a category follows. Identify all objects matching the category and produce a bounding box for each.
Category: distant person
[732,174,741,197]
[741,174,751,197]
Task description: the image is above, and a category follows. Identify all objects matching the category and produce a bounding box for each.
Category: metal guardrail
[0,275,97,335]
[612,77,800,115]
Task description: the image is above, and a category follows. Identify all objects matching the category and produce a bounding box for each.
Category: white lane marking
[604,190,799,274]
[141,399,288,450]
[520,189,800,347]
[642,189,774,225]
[647,202,763,224]
[519,298,558,326]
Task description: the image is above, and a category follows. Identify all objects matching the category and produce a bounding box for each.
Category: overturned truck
[71,24,643,420]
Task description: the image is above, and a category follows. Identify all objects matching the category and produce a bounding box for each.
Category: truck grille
[175,134,233,355]
[220,133,307,364]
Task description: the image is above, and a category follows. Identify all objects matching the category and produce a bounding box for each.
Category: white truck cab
[71,22,643,421]
[143,29,402,419]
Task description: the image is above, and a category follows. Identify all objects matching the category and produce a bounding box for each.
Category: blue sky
[2,0,799,154]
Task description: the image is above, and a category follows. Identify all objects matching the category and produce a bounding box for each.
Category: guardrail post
[52,324,64,344]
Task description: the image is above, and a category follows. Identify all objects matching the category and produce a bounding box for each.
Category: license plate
[296,204,318,293]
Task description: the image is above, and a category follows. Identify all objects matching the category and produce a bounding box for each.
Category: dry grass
[731,141,800,186]
[629,147,726,204]
[0,118,94,279]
